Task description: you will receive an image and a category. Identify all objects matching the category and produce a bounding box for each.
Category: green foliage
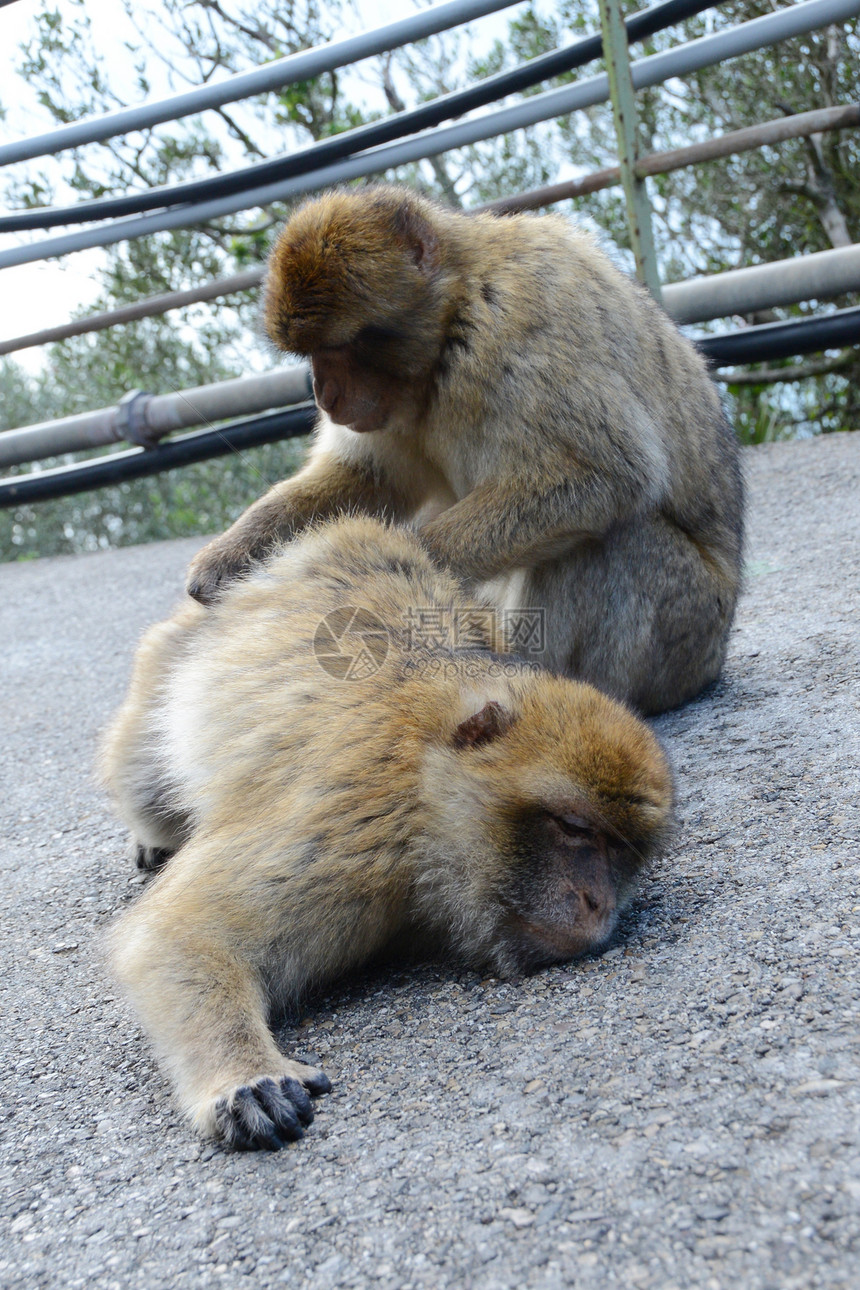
[0,361,54,430]
[0,307,298,563]
[468,0,860,440]
[1,0,355,563]
[724,390,797,446]
[0,438,310,562]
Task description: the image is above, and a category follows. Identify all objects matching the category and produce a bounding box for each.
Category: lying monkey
[188,184,744,716]
[103,517,673,1150]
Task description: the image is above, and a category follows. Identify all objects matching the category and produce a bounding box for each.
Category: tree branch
[197,0,277,53]
[214,106,266,158]
[380,54,461,208]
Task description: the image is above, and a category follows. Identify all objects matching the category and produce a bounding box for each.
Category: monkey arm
[111,844,336,1150]
[418,471,646,582]
[186,448,412,604]
[111,820,415,1148]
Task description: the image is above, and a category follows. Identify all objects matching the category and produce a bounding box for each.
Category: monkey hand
[415,517,487,583]
[186,477,324,603]
[206,1063,333,1152]
[186,534,262,605]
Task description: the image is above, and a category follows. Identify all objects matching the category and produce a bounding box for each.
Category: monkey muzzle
[502,883,619,971]
[311,349,395,433]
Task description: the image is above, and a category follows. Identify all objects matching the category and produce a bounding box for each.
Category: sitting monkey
[187,184,744,716]
[103,516,674,1150]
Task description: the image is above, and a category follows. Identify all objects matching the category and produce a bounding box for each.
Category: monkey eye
[550,813,595,840]
[354,324,404,347]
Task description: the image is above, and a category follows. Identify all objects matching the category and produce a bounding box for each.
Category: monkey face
[497,807,645,970]
[310,333,425,435]
[264,187,449,433]
[429,689,672,977]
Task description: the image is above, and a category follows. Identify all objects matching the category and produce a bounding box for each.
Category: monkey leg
[133,844,174,874]
[529,517,739,716]
[111,852,332,1150]
[99,602,203,862]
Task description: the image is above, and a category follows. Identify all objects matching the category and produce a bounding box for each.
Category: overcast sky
[1,1,115,352]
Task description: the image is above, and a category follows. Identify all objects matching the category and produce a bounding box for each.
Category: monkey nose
[572,886,615,923]
[314,376,340,414]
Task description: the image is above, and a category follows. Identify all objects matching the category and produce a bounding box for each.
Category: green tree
[480,1,859,438]
[0,0,363,560]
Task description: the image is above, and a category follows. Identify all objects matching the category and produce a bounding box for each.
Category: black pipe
[2,306,857,509]
[0,0,717,233]
[0,405,316,507]
[700,305,860,367]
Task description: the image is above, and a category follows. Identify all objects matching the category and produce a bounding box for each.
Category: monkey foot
[134,843,174,873]
[214,1071,332,1152]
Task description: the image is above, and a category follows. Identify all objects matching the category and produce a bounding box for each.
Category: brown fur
[187,184,744,715]
[104,516,673,1150]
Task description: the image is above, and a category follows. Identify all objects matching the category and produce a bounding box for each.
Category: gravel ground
[1,433,858,1290]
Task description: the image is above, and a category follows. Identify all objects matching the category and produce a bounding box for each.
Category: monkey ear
[392,203,440,276]
[453,701,513,750]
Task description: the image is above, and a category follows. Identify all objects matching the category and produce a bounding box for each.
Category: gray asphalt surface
[1,433,858,1290]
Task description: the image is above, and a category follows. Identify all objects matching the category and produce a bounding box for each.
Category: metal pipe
[0,0,522,169]
[699,305,860,368]
[663,245,860,325]
[0,366,313,469]
[598,0,662,299]
[3,0,856,270]
[4,306,859,507]
[3,104,855,358]
[636,102,860,181]
[0,268,265,356]
[483,103,860,213]
[0,407,317,507]
[0,0,718,233]
[0,247,856,472]
[4,246,857,468]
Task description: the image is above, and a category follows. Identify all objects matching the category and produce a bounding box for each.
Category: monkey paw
[134,843,173,873]
[213,1069,332,1152]
[186,541,253,606]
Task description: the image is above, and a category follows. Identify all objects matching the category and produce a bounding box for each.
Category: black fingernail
[281,1077,314,1125]
[305,1072,332,1096]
